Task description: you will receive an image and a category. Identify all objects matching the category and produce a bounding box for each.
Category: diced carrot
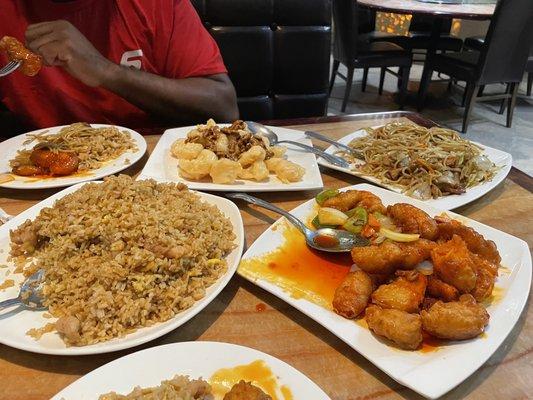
[361,225,375,238]
[367,214,381,229]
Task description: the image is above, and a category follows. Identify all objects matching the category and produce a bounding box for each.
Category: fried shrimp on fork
[351,239,435,275]
[387,203,438,240]
[332,270,373,318]
[371,270,427,313]
[322,190,386,213]
[365,305,423,350]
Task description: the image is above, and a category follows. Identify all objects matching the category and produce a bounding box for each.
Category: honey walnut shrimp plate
[171,120,305,184]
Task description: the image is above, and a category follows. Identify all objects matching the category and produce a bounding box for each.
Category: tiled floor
[328,63,533,176]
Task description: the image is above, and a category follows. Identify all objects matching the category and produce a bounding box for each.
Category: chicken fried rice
[9,175,236,346]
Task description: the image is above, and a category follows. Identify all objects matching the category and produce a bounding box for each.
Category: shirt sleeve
[164,0,227,78]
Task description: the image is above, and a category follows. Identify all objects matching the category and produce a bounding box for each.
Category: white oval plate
[238,183,531,399]
[138,124,324,192]
[51,341,330,399]
[0,181,244,355]
[317,128,512,210]
[0,124,147,189]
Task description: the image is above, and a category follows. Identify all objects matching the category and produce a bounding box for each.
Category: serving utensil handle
[276,140,350,168]
[0,297,21,311]
[226,193,309,235]
[304,131,364,160]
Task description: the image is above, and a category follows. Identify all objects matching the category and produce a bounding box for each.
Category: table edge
[358,2,494,20]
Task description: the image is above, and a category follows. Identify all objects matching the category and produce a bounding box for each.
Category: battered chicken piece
[365,305,423,350]
[431,235,477,293]
[371,270,427,313]
[322,190,386,213]
[333,270,373,318]
[351,239,435,275]
[223,380,272,400]
[470,254,498,302]
[387,203,438,240]
[421,294,489,340]
[437,219,501,265]
[0,36,42,76]
[427,276,459,302]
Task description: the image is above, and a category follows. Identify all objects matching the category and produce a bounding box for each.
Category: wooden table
[0,112,531,400]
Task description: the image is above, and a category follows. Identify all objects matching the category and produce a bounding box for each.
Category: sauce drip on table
[209,359,293,400]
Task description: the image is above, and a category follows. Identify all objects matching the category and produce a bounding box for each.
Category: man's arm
[25,20,239,123]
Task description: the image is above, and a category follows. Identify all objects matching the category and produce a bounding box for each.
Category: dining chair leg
[478,85,485,97]
[462,83,479,133]
[461,83,469,107]
[329,60,340,95]
[398,66,410,110]
[341,67,354,113]
[499,83,510,114]
[506,83,519,128]
[527,72,532,97]
[362,68,369,92]
[378,68,386,95]
[417,67,433,111]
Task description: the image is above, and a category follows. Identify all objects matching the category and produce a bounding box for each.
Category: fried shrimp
[223,380,272,400]
[322,190,386,213]
[387,203,438,240]
[421,294,489,340]
[0,36,42,76]
[470,254,498,302]
[371,270,427,313]
[427,276,459,302]
[332,270,373,318]
[365,305,423,350]
[351,239,435,275]
[437,219,501,265]
[431,235,477,293]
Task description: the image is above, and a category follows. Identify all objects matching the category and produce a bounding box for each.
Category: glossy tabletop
[359,0,496,20]
[0,111,531,400]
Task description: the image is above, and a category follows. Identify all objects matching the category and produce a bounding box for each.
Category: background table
[0,111,531,400]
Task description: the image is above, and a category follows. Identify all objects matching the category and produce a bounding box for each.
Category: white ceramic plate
[238,183,531,399]
[51,341,330,399]
[0,181,244,355]
[0,124,147,189]
[138,125,323,192]
[317,129,512,210]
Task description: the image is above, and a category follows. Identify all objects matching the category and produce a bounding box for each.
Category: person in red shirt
[0,0,238,134]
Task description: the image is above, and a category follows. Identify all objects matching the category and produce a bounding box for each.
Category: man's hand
[26,20,113,87]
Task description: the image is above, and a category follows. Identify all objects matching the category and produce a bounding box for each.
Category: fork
[0,206,12,224]
[0,60,21,77]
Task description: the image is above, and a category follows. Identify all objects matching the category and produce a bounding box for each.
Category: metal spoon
[226,193,369,253]
[245,121,351,168]
[0,269,46,311]
[304,130,364,160]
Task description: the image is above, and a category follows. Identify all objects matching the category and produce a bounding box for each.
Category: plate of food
[316,122,512,210]
[238,184,531,399]
[0,175,244,355]
[51,341,330,399]
[0,123,147,189]
[139,119,323,192]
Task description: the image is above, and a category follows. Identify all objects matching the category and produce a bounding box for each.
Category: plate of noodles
[0,123,146,189]
[316,123,512,210]
[0,175,244,355]
[51,342,330,399]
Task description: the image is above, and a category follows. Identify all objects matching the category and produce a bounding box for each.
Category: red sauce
[255,303,267,312]
[313,234,339,248]
[420,332,444,353]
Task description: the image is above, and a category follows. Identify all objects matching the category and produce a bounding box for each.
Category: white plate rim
[138,124,324,192]
[316,128,513,210]
[50,341,331,399]
[237,183,531,399]
[0,180,245,355]
[0,124,147,189]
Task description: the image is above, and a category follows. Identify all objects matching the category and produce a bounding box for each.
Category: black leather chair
[191,0,331,121]
[418,0,533,133]
[329,0,412,112]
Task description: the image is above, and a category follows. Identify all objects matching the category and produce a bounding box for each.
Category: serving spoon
[245,121,351,168]
[0,269,46,311]
[226,193,368,253]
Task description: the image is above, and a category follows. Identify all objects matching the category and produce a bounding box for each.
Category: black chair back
[477,0,533,84]
[332,0,360,66]
[409,15,452,33]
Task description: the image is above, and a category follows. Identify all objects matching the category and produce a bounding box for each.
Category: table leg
[417,17,444,110]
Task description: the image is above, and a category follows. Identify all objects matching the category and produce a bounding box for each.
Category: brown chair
[329,0,413,112]
[418,0,533,132]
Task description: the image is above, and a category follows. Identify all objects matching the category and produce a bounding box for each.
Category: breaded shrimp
[223,380,272,400]
[421,294,489,340]
[333,270,373,318]
[431,235,477,293]
[470,254,497,302]
[365,305,423,350]
[351,239,435,275]
[387,203,438,240]
[322,190,386,213]
[427,276,459,302]
[437,219,501,265]
[371,270,427,313]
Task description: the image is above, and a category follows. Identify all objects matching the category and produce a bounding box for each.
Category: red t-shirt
[0,0,227,129]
